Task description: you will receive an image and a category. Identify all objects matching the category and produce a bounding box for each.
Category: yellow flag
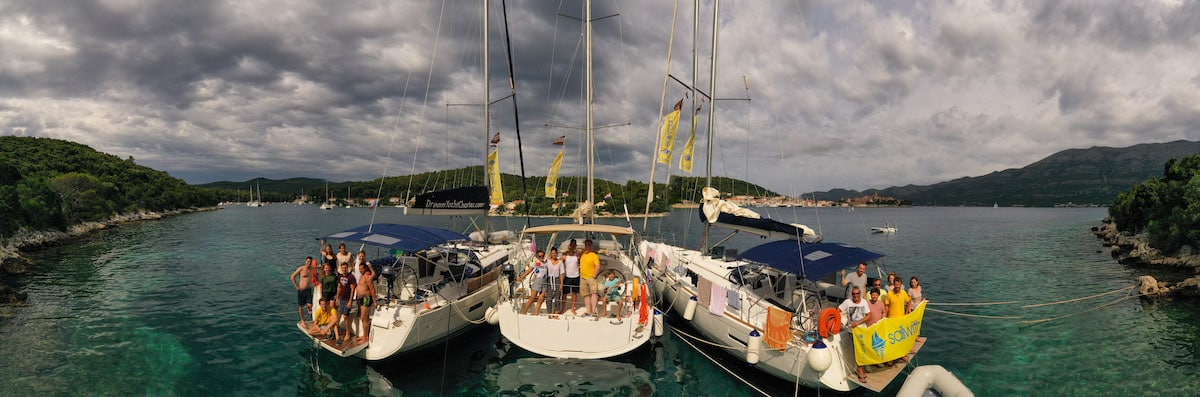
[487,149,503,205]
[545,149,564,198]
[656,99,684,165]
[679,105,701,173]
[852,301,926,366]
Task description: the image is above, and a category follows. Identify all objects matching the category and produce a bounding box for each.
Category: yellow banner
[545,149,564,198]
[655,101,683,165]
[678,112,698,173]
[487,149,503,205]
[852,301,925,366]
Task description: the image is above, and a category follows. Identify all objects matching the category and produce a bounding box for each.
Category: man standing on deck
[291,257,316,327]
[336,243,353,266]
[885,278,911,318]
[579,239,600,316]
[838,286,871,382]
[841,262,868,299]
[355,262,376,344]
[334,262,357,345]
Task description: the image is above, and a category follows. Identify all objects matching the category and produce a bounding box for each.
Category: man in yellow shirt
[579,239,600,316]
[306,298,338,338]
[884,278,910,318]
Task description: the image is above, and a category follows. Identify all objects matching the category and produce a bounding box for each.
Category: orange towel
[765,306,792,351]
[638,284,650,325]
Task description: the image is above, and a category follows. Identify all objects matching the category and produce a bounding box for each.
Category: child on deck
[597,270,624,320]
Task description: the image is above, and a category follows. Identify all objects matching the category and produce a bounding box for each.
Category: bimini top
[739,241,883,281]
[522,223,634,236]
[322,224,467,253]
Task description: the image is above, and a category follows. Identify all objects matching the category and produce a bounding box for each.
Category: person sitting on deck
[597,270,624,320]
[306,298,338,338]
[838,286,871,382]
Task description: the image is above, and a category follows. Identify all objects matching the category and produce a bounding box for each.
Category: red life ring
[817,308,842,338]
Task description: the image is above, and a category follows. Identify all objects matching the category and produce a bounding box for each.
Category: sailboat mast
[585,0,595,216]
[704,0,719,189]
[483,0,492,195]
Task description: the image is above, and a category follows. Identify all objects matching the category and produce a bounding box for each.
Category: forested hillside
[0,137,216,235]
[199,166,779,215]
[1109,154,1200,254]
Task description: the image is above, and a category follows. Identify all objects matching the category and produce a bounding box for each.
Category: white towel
[709,283,727,316]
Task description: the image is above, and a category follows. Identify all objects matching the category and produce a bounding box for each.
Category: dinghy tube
[897,365,974,397]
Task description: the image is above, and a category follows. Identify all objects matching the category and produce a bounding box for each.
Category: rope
[669,328,773,397]
[927,301,1019,306]
[1020,285,1135,308]
[926,307,1023,320]
[1017,294,1136,326]
[669,323,749,351]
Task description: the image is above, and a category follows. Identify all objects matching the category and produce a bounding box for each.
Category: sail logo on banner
[851,301,926,366]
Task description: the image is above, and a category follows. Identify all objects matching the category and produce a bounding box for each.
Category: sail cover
[697,187,820,241]
[738,241,883,280]
[406,186,490,215]
[323,224,467,253]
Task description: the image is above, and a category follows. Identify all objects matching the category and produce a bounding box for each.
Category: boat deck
[848,337,925,392]
[296,322,369,357]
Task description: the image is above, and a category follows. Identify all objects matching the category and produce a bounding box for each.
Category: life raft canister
[817,308,842,338]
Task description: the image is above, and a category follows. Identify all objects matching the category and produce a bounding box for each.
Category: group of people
[291,241,378,346]
[838,262,927,382]
[518,239,627,320]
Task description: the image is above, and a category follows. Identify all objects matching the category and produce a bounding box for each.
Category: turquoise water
[2,205,1198,396]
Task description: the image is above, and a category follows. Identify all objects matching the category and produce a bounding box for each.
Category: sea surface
[2,205,1198,396]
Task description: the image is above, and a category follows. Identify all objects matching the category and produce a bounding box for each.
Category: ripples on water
[2,206,1199,396]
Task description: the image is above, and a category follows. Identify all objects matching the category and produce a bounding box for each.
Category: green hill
[198,166,778,215]
[807,140,1200,207]
[0,136,216,235]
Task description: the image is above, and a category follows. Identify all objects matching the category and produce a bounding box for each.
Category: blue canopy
[738,241,884,280]
[322,224,467,253]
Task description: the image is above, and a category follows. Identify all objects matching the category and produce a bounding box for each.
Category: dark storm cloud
[2,0,1199,193]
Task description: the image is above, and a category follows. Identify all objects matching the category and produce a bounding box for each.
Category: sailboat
[297,0,517,360]
[492,0,657,360]
[319,181,334,210]
[246,181,263,207]
[638,2,922,392]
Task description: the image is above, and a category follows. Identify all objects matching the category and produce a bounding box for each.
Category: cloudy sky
[2,0,1199,195]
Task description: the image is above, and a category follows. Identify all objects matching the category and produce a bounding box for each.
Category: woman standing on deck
[544,248,564,315]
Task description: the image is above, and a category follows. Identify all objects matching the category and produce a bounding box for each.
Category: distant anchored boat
[870,224,898,233]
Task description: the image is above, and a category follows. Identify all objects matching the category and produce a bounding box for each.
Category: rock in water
[1138,275,1161,297]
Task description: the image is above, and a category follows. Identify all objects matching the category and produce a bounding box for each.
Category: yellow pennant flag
[487,149,503,205]
[852,301,926,366]
[656,99,684,165]
[545,149,564,198]
[679,106,701,173]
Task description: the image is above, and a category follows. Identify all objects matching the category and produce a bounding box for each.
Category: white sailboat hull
[642,241,860,392]
[495,299,652,359]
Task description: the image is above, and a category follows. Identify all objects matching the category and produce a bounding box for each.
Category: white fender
[653,309,664,337]
[807,340,832,372]
[746,330,762,364]
[683,295,698,321]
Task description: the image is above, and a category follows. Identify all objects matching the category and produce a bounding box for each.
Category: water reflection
[494,358,654,396]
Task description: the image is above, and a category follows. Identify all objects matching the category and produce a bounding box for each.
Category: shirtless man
[291,257,316,327]
[355,262,376,344]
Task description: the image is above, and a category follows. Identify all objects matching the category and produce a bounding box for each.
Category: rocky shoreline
[0,207,219,305]
[1093,218,1200,298]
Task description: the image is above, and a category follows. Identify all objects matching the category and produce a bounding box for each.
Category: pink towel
[698,278,712,306]
[709,283,727,316]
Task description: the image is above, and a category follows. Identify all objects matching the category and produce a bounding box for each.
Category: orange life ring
[817,308,842,338]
